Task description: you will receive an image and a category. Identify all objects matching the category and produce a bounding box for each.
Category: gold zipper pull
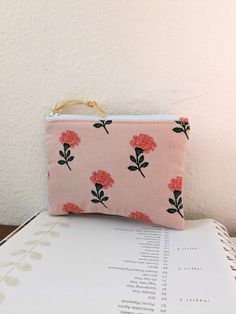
[51,99,107,117]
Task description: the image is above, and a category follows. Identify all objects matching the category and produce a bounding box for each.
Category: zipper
[46,114,180,122]
[48,99,182,121]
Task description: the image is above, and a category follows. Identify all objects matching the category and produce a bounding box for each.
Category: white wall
[0,0,236,235]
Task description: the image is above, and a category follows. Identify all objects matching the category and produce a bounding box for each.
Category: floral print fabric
[90,170,114,208]
[167,176,184,218]
[46,117,189,230]
[128,134,157,178]
[58,130,80,171]
[63,202,84,213]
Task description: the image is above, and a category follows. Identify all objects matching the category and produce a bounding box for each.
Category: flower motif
[167,176,184,218]
[63,202,84,213]
[128,134,157,178]
[90,170,114,189]
[59,130,80,148]
[168,176,182,192]
[58,130,80,171]
[172,119,190,140]
[90,170,114,208]
[93,120,112,134]
[130,134,157,153]
[129,211,152,223]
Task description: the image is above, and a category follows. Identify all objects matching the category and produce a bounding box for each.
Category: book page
[0,212,235,314]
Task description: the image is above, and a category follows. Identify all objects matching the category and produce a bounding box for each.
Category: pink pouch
[46,100,190,230]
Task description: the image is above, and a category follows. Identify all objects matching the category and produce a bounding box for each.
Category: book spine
[213,220,236,281]
[0,212,40,247]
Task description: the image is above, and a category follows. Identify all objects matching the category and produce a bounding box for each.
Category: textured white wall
[0,1,236,235]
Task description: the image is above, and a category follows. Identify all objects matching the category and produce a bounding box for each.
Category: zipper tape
[46,114,180,122]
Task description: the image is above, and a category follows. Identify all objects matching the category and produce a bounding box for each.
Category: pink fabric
[46,118,189,230]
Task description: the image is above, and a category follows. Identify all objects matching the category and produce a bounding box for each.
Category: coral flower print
[128,134,157,178]
[63,202,84,214]
[129,211,152,223]
[59,130,81,148]
[90,170,114,189]
[172,118,190,140]
[58,130,80,171]
[168,176,182,192]
[90,170,114,208]
[130,133,157,153]
[167,176,184,218]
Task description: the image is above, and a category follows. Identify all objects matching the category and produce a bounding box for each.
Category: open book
[0,211,235,313]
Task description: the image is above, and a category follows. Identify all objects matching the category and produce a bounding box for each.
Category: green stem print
[167,190,184,218]
[58,143,74,171]
[173,120,190,140]
[93,120,112,134]
[91,183,108,208]
[128,147,149,178]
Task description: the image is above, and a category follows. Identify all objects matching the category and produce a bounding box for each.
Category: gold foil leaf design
[58,222,69,227]
[25,240,50,246]
[0,292,5,304]
[17,263,32,271]
[30,252,41,260]
[34,231,48,236]
[0,262,15,267]
[4,276,19,287]
[40,241,50,246]
[11,250,27,256]
[25,241,38,245]
[49,231,60,237]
